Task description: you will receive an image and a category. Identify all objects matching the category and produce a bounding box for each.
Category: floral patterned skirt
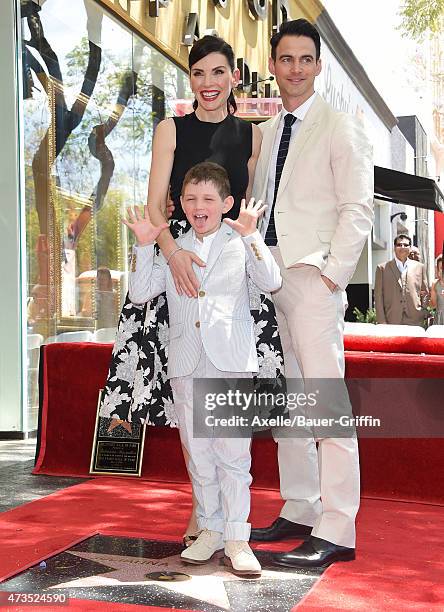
[100,220,285,426]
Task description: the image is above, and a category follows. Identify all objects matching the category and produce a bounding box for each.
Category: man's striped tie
[265,113,297,246]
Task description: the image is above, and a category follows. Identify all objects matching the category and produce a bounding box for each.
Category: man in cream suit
[125,162,281,577]
[375,234,429,325]
[250,20,374,568]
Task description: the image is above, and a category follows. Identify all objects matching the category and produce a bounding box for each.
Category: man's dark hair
[394,234,412,247]
[182,162,231,200]
[270,19,321,61]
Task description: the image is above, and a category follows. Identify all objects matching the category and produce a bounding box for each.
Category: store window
[20,0,190,428]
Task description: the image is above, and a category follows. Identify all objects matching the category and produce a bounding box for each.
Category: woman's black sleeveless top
[170,112,252,221]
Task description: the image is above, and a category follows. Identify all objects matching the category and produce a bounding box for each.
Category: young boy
[124,162,282,577]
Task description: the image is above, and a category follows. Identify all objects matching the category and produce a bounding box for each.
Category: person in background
[95,266,117,329]
[27,284,46,327]
[408,245,421,262]
[430,254,444,325]
[374,234,429,326]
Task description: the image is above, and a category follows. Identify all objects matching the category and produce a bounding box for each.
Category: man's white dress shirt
[264,92,318,233]
[394,255,410,275]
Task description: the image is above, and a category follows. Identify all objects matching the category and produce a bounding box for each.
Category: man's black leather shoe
[250,518,312,542]
[272,536,355,569]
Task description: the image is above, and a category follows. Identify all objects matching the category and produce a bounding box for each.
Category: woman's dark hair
[188,35,237,114]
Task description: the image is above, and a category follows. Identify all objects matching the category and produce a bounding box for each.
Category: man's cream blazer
[253,95,374,290]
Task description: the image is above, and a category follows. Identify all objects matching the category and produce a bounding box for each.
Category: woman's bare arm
[146,118,204,297]
[146,119,176,256]
[245,123,263,201]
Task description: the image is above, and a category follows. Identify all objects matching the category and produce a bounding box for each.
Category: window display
[20,0,191,428]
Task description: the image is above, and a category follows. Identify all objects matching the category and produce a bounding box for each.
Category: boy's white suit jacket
[129,226,282,378]
[253,94,374,290]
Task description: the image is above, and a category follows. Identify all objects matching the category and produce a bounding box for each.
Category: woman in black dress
[101,36,284,542]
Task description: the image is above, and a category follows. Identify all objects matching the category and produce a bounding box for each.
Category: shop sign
[136,0,291,28]
[147,0,170,18]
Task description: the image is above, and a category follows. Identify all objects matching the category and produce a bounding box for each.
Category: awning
[374,166,444,212]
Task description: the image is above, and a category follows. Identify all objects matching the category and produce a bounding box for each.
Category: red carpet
[22,342,444,608]
[0,479,443,610]
[34,419,444,504]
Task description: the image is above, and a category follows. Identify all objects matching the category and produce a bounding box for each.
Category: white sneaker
[181,529,224,565]
[224,541,262,576]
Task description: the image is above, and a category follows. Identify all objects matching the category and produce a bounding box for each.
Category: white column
[0,1,26,435]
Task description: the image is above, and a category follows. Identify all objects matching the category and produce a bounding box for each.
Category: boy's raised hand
[122,205,169,246]
[223,198,267,237]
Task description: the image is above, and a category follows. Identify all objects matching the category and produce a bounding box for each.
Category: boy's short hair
[182,162,231,200]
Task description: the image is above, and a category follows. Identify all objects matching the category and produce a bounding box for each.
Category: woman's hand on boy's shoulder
[223,198,267,237]
[122,204,169,246]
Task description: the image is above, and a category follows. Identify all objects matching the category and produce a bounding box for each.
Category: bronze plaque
[90,389,146,476]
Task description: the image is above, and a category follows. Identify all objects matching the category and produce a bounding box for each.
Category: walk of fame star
[52,549,312,610]
[0,536,322,611]
[57,551,320,610]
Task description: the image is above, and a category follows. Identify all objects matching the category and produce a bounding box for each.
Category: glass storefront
[19,0,191,429]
